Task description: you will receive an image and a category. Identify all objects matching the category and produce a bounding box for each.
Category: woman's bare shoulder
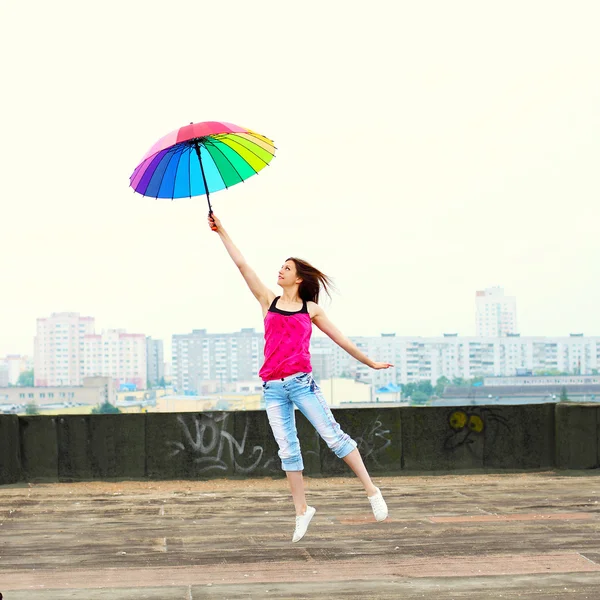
[307,301,324,319]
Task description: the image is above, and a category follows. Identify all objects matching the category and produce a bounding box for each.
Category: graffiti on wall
[444,406,509,454]
[315,414,393,471]
[355,416,392,468]
[167,413,277,474]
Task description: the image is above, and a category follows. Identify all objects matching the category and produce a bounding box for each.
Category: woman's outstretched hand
[371,362,393,370]
[208,212,222,233]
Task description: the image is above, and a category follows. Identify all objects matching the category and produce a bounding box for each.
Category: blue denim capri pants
[263,372,357,471]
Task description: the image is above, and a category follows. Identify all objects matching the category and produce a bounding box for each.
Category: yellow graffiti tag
[468,414,484,433]
[449,410,468,430]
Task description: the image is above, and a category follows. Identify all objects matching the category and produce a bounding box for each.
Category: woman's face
[277,260,301,288]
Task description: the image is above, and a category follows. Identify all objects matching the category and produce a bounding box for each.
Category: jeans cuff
[335,438,358,459]
[282,457,304,471]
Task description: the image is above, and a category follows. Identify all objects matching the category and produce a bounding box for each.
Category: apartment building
[82,329,147,390]
[146,337,165,387]
[0,355,33,385]
[34,312,95,386]
[34,313,147,389]
[171,328,264,393]
[476,287,517,337]
[309,334,600,385]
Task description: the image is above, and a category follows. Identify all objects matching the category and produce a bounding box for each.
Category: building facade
[475,287,517,337]
[0,355,33,386]
[0,376,116,413]
[34,312,95,386]
[82,329,147,390]
[34,313,147,389]
[171,328,264,393]
[309,334,600,386]
[146,337,165,387]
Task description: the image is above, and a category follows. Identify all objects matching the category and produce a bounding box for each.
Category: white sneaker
[292,506,316,543]
[368,488,388,522]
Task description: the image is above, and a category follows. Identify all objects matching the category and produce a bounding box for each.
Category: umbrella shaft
[193,140,212,214]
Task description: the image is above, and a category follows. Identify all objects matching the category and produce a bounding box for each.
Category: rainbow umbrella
[130,121,276,212]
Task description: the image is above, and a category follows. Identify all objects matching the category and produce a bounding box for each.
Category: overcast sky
[1,0,599,361]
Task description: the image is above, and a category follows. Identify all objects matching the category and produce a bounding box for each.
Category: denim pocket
[294,373,309,383]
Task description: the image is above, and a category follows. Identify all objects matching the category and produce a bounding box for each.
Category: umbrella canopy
[130,121,275,211]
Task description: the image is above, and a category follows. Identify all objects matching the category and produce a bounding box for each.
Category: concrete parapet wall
[1,403,599,484]
[0,415,21,484]
[555,404,599,469]
[20,416,58,481]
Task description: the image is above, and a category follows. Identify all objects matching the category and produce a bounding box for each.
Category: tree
[435,376,450,397]
[559,386,569,402]
[416,380,433,396]
[92,402,121,414]
[410,391,430,405]
[402,381,434,402]
[25,402,39,415]
[535,368,569,376]
[402,383,416,398]
[158,377,167,388]
[17,370,34,387]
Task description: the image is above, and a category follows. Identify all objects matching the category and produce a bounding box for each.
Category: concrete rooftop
[2,471,600,599]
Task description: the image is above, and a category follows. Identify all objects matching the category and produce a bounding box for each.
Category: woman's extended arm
[311,304,393,370]
[208,213,274,310]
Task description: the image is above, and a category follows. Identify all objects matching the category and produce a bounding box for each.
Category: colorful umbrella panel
[130,121,276,201]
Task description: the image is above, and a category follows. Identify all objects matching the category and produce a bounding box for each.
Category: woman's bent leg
[291,374,357,460]
[342,448,378,496]
[288,374,388,522]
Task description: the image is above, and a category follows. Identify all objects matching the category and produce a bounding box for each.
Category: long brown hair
[286,257,334,304]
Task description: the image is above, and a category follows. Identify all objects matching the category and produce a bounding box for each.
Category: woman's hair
[286,257,334,304]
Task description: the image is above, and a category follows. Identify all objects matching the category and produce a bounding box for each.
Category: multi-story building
[171,328,263,394]
[34,312,95,386]
[34,313,147,389]
[0,376,116,413]
[0,355,33,385]
[82,329,147,390]
[476,287,517,337]
[309,334,600,386]
[146,337,164,387]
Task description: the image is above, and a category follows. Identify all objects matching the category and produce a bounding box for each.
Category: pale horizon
[2,1,600,361]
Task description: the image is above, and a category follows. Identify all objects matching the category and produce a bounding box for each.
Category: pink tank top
[259,296,313,381]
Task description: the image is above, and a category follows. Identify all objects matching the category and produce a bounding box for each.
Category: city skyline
[2,285,595,365]
[6,309,600,391]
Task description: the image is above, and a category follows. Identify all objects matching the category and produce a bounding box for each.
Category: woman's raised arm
[311,303,393,370]
[208,213,274,309]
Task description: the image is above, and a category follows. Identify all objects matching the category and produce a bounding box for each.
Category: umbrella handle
[193,139,213,215]
[208,207,217,231]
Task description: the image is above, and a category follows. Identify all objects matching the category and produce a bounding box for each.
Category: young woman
[209,213,392,543]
